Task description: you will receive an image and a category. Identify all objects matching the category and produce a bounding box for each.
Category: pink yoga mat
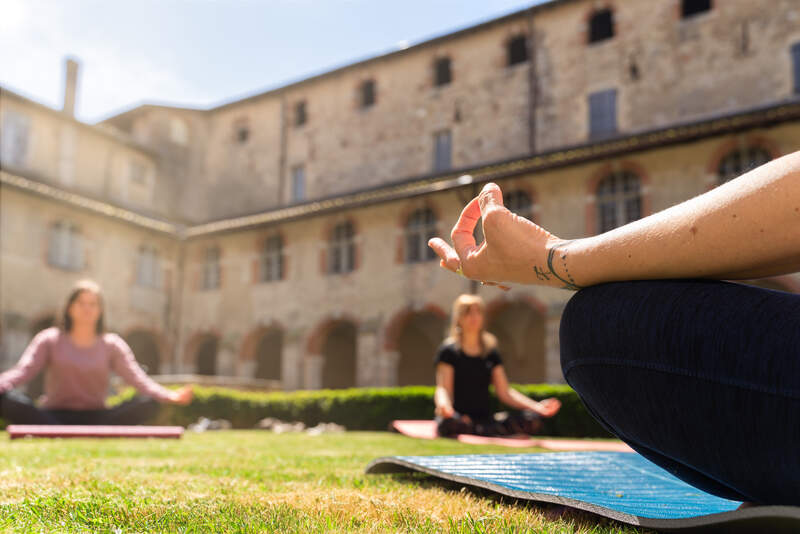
[7,425,184,439]
[390,420,633,452]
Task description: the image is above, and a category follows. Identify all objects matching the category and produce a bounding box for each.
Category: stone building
[2,0,800,392]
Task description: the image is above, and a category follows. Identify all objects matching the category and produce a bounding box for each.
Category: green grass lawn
[0,431,653,533]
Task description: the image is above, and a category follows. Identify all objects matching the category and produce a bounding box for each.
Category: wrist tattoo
[544,240,584,291]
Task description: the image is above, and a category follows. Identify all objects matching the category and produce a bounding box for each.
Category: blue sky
[0,0,546,123]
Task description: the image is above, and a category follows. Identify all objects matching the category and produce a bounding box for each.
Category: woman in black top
[434,293,561,437]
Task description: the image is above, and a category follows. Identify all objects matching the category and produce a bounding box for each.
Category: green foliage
[112,384,610,437]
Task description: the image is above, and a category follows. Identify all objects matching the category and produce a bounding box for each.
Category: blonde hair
[444,293,497,355]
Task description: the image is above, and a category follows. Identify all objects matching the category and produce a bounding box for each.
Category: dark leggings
[560,279,800,505]
[436,410,543,438]
[0,391,160,425]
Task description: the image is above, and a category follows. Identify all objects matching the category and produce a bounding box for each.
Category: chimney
[62,57,80,117]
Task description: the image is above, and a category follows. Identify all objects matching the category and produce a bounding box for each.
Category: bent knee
[559,285,610,380]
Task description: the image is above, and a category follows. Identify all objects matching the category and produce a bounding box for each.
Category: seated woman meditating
[434,293,562,438]
[0,279,193,425]
[427,150,800,506]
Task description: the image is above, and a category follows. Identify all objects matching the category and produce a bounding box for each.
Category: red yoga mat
[7,425,184,439]
[390,420,633,452]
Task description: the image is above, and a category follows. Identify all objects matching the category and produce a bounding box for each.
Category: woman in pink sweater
[0,279,192,425]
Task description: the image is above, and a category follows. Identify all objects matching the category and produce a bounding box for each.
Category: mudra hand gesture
[428,182,578,290]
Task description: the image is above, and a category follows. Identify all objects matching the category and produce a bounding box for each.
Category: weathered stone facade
[2,0,800,392]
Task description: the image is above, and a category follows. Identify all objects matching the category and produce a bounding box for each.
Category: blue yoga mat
[366,452,800,531]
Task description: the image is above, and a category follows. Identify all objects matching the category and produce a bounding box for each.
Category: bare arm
[0,329,52,394]
[109,335,192,405]
[429,151,800,289]
[492,366,561,417]
[434,362,455,418]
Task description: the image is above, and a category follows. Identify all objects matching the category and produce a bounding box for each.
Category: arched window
[260,234,283,282]
[596,171,642,233]
[503,189,534,221]
[405,208,438,263]
[717,146,772,184]
[328,221,355,274]
[589,9,614,43]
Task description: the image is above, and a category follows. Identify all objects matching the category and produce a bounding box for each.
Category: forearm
[500,388,539,411]
[557,151,800,288]
[434,386,453,411]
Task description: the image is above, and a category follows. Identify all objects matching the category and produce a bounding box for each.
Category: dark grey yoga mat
[366,452,800,532]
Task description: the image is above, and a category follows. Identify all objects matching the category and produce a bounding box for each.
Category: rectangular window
[202,247,220,290]
[434,57,452,86]
[588,89,618,139]
[1,111,30,168]
[681,0,711,18]
[295,101,307,127]
[291,165,305,202]
[508,35,528,66]
[48,222,83,271]
[792,42,800,94]
[360,80,376,108]
[136,246,161,288]
[433,130,452,172]
[589,10,614,43]
[234,119,249,143]
[260,235,283,282]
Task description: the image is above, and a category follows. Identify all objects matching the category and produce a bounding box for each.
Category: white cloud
[0,0,212,122]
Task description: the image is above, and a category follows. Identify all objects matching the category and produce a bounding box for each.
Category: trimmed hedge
[112,384,610,437]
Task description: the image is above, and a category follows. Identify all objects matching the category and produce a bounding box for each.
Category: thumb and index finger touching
[428,182,504,272]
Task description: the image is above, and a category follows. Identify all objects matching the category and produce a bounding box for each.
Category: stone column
[380,350,401,387]
[356,330,379,387]
[281,338,302,390]
[304,354,323,390]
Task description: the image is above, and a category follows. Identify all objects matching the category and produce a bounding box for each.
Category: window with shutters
[260,234,284,282]
[48,222,83,271]
[202,247,221,290]
[588,89,618,139]
[1,111,30,168]
[405,208,438,263]
[681,0,711,18]
[717,147,772,184]
[328,222,356,274]
[434,57,452,86]
[507,35,528,66]
[596,172,641,233]
[589,9,614,43]
[792,42,800,95]
[136,245,161,288]
[433,130,452,172]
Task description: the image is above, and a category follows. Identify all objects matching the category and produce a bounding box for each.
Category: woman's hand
[428,182,579,289]
[168,385,193,405]
[435,404,455,418]
[533,397,562,418]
